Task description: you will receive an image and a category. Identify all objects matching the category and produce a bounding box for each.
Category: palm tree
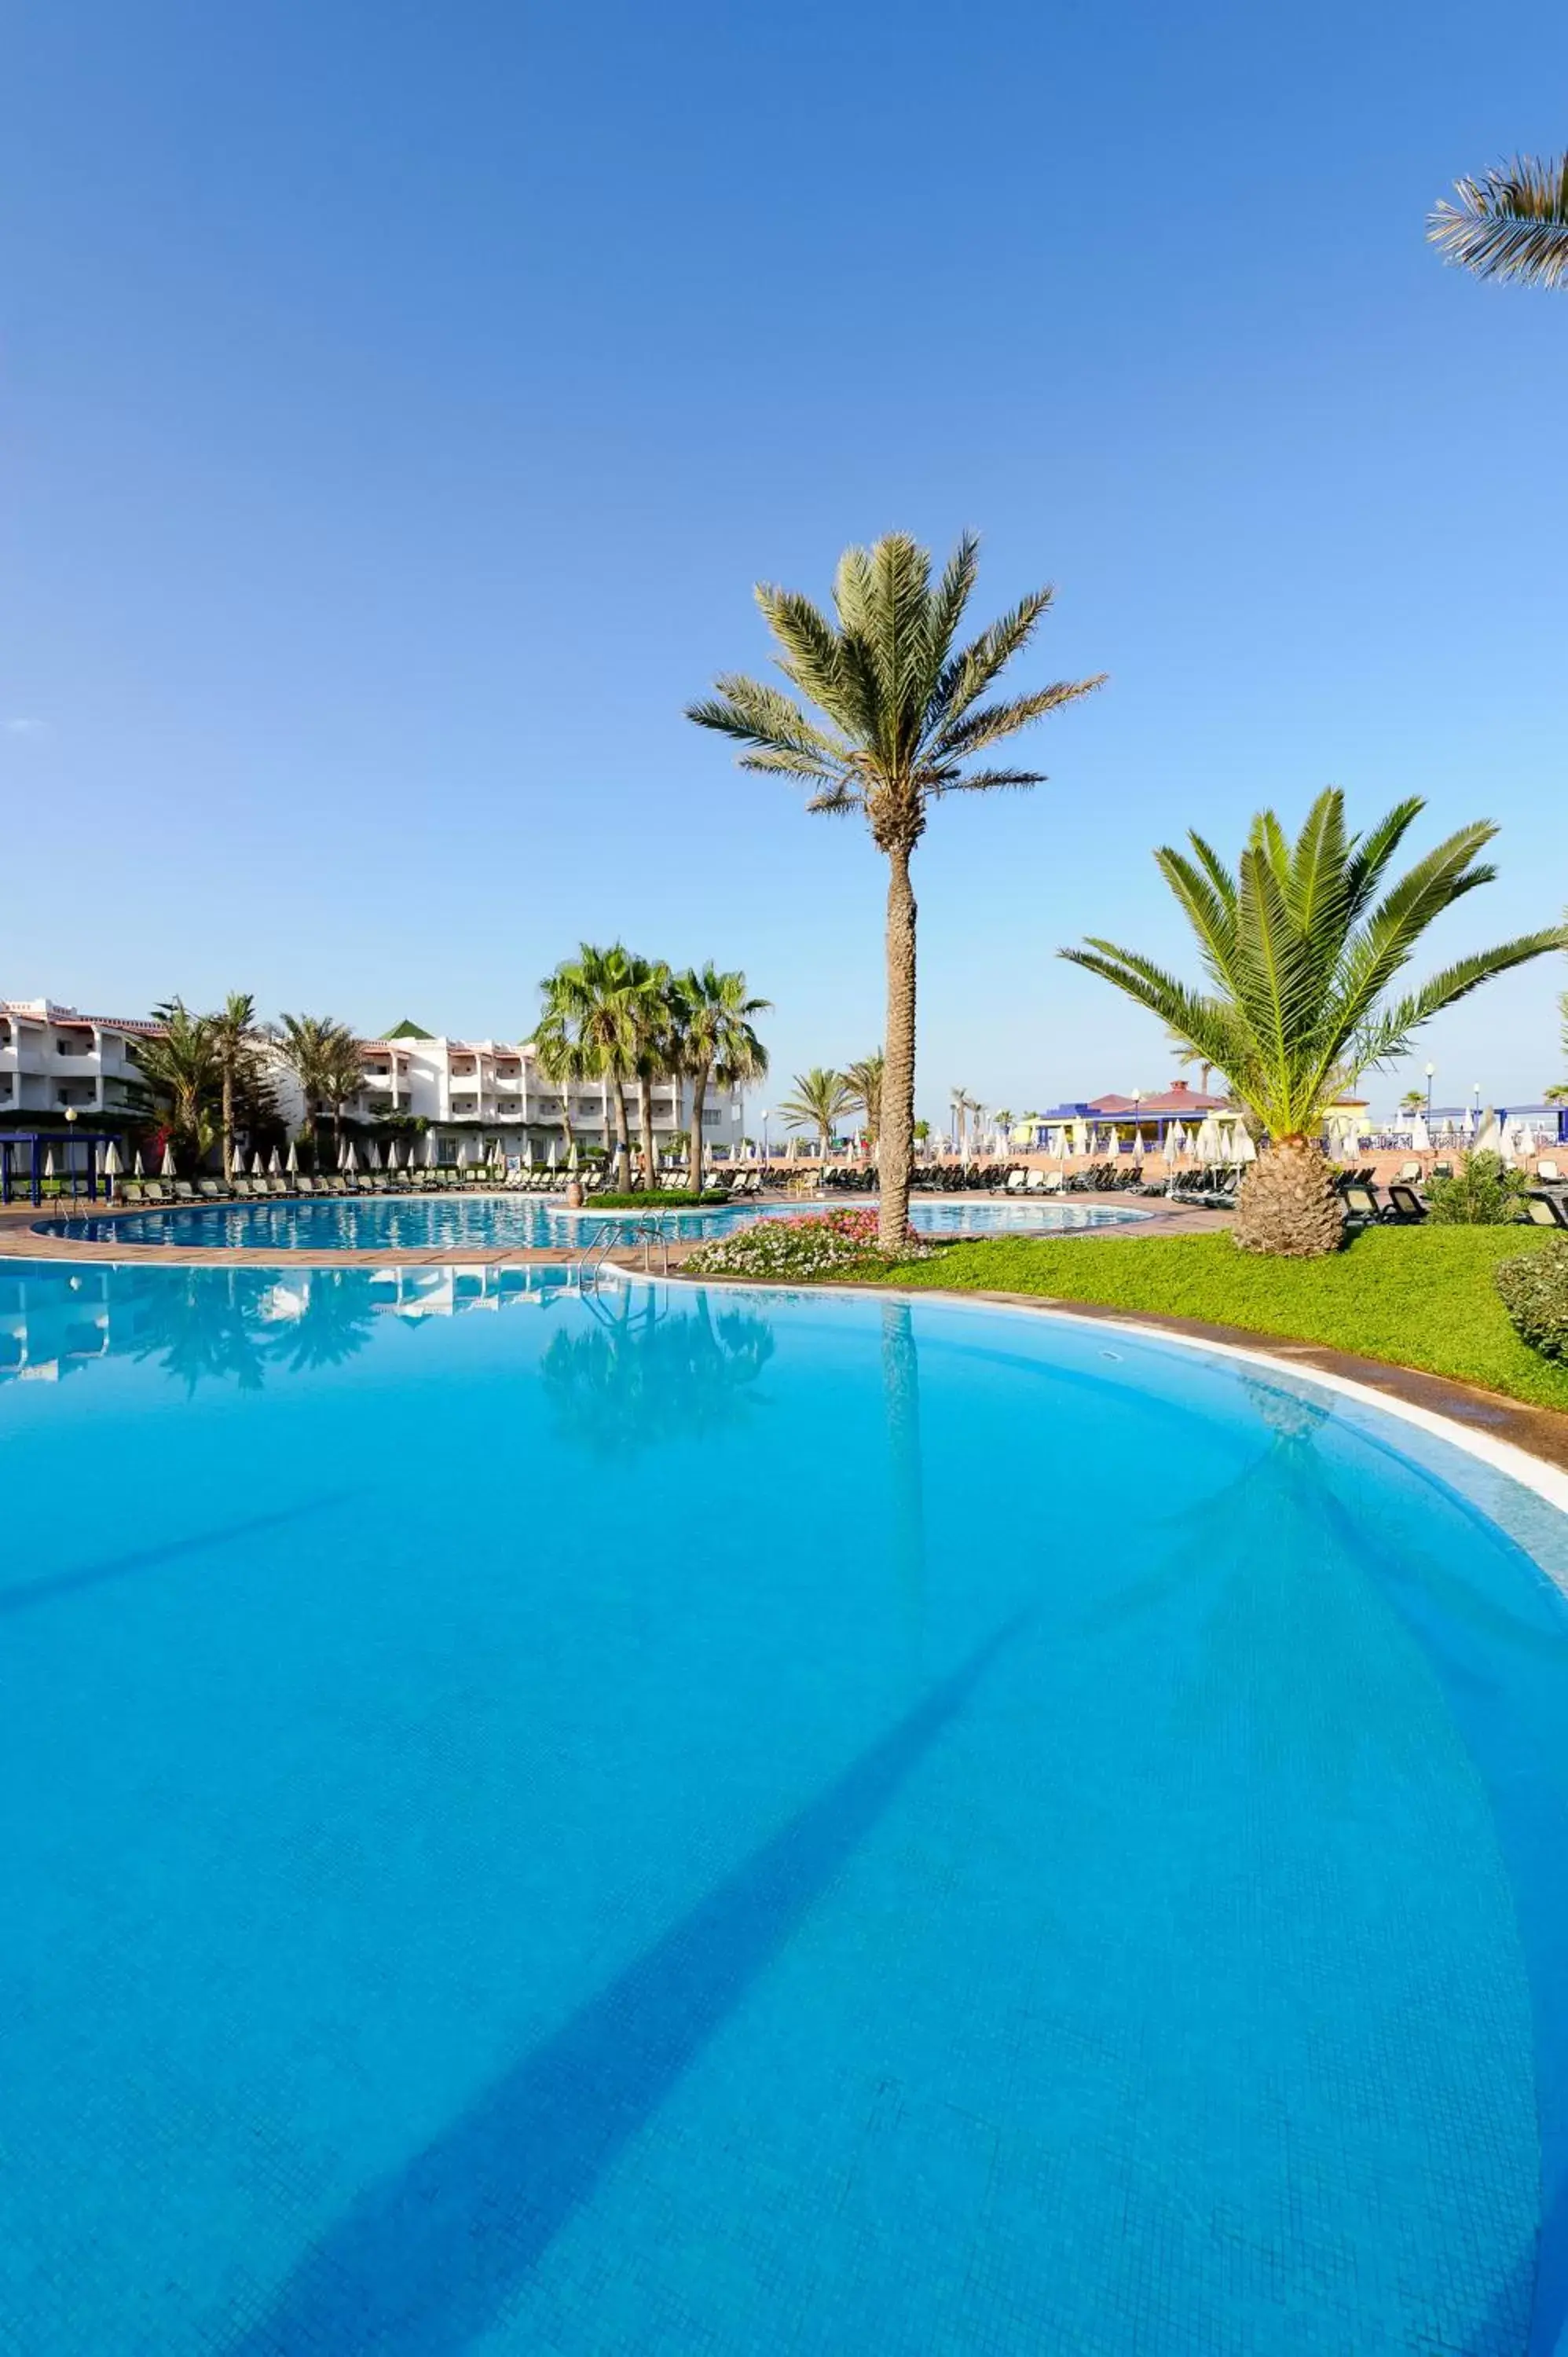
[277,1014,362,1163]
[1428,154,1568,288]
[778,1067,854,1164]
[136,1002,218,1169]
[993,1105,1014,1153]
[1398,1087,1427,1114]
[532,993,592,1165]
[625,954,676,1187]
[1061,789,1566,1256]
[949,1085,979,1157]
[688,531,1104,1251]
[208,992,256,1180]
[672,964,771,1195]
[537,944,644,1189]
[1164,1027,1215,1094]
[843,1050,885,1153]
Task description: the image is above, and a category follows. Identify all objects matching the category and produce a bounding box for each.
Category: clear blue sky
[4,0,1564,1122]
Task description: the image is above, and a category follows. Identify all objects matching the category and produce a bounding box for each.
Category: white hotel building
[2,1001,746,1157]
[335,1028,745,1160]
[0,999,162,1118]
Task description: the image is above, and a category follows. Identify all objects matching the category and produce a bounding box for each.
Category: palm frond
[687,675,843,762]
[1152,845,1240,992]
[1428,154,1568,288]
[931,675,1106,761]
[1368,928,1568,1046]
[752,587,863,732]
[928,587,1057,739]
[925,765,1048,796]
[1061,943,1246,1075]
[1342,796,1425,922]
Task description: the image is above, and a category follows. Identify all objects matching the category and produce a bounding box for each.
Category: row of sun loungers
[108,1170,535,1205]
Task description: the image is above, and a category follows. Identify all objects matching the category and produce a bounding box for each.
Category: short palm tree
[672,964,771,1194]
[843,1050,885,1153]
[779,1067,854,1163]
[209,991,256,1179]
[137,1001,218,1168]
[1428,154,1568,288]
[688,531,1104,1251]
[1061,789,1566,1255]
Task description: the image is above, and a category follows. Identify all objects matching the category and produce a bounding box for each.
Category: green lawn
[875,1225,1568,1412]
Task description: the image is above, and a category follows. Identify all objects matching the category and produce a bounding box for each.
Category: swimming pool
[5,1255,1567,2354]
[40,1191,1147,1252]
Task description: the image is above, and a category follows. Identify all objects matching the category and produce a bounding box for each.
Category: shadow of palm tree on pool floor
[222,1611,1031,2357]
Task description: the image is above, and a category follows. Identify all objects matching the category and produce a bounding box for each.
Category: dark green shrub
[589,1188,731,1210]
[1496,1239,1568,1358]
[1425,1150,1526,1225]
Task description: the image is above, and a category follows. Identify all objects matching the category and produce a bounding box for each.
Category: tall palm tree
[625,954,675,1187]
[537,944,644,1189]
[843,1050,885,1153]
[993,1106,1014,1152]
[136,1002,219,1169]
[1428,154,1568,288]
[672,964,771,1195]
[688,531,1104,1252]
[778,1067,854,1164]
[208,992,256,1180]
[949,1085,978,1157]
[277,1014,361,1162]
[1061,789,1566,1256]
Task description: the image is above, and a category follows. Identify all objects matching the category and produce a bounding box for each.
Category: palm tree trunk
[879,844,918,1252]
[612,1080,632,1190]
[687,1063,709,1196]
[638,1073,657,1187]
[222,1061,235,1180]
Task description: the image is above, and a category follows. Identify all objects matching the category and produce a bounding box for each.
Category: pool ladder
[576,1216,672,1291]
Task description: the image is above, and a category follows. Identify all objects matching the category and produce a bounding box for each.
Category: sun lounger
[1341,1182,1383,1222]
[1387,1183,1427,1222]
[1538,1160,1563,1184]
[1524,1193,1568,1228]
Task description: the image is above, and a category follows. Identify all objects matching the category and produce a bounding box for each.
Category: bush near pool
[1496,1237,1568,1362]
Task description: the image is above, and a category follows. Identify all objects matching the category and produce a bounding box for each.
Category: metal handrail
[575,1214,673,1290]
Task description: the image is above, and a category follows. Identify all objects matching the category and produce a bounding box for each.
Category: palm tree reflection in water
[881,1300,927,1669]
[540,1286,775,1459]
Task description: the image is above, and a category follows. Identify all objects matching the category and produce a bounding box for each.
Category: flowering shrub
[687,1205,936,1281]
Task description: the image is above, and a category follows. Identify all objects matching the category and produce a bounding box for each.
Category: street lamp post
[1424,1061,1434,1117]
[760,1109,770,1164]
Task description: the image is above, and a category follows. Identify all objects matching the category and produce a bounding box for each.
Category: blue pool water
[41,1192,1146,1251]
[5,1256,1568,2355]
